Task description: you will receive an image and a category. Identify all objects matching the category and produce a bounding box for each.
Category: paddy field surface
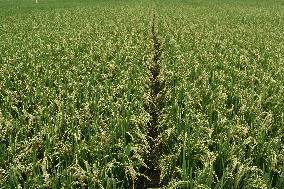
[1,0,284,188]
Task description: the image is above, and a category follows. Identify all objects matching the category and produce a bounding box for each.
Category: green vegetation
[157,1,284,188]
[1,0,284,188]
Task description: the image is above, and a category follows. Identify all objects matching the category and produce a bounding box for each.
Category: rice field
[0,0,284,188]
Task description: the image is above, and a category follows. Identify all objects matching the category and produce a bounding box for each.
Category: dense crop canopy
[1,0,284,188]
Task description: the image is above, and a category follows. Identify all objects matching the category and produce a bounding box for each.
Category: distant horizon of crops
[1,0,284,188]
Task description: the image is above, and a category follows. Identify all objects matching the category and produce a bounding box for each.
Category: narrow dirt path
[137,12,164,189]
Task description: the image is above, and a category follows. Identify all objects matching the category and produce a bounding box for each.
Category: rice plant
[1,0,284,188]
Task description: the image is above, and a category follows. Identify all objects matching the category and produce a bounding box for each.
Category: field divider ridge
[137,11,164,189]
